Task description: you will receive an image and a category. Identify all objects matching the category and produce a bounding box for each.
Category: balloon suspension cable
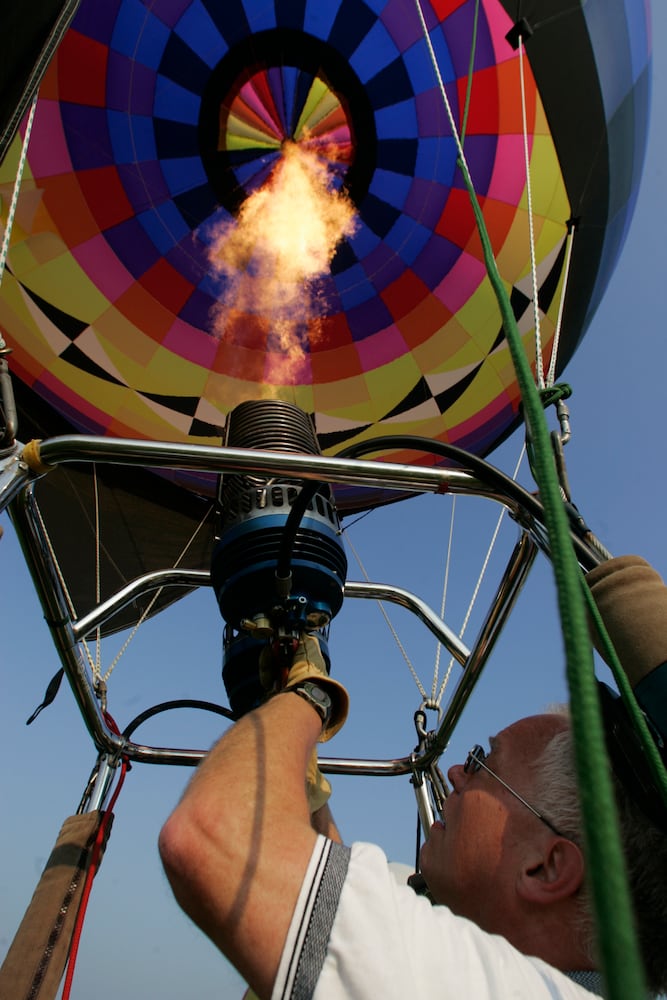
[548,220,577,388]
[92,465,103,704]
[32,501,98,677]
[414,1,575,399]
[343,526,428,702]
[430,495,457,702]
[433,444,526,708]
[32,485,215,713]
[517,37,544,388]
[100,500,215,685]
[0,93,38,303]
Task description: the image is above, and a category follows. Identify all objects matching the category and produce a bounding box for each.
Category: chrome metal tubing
[73,568,210,640]
[6,434,604,776]
[10,488,124,756]
[425,532,539,762]
[35,434,482,496]
[0,443,32,510]
[21,434,603,570]
[344,580,470,666]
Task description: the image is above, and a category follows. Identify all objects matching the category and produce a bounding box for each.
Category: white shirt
[272,836,602,1000]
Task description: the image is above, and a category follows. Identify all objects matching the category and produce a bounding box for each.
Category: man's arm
[159,691,323,999]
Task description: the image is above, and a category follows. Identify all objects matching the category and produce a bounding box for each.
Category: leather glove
[587,555,667,687]
[283,633,349,741]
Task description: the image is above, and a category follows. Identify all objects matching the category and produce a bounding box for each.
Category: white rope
[412,0,471,173]
[518,38,544,390]
[92,466,103,686]
[546,224,576,387]
[435,443,527,706]
[101,502,215,683]
[431,495,456,701]
[414,3,568,398]
[0,93,38,302]
[344,528,428,701]
[32,502,98,674]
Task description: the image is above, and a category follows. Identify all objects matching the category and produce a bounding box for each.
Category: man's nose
[447,762,467,789]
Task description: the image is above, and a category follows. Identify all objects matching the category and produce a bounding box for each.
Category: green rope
[459,0,480,145]
[538,382,572,409]
[457,148,647,997]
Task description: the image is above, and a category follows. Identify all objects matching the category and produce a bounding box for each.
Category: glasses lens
[464,744,485,773]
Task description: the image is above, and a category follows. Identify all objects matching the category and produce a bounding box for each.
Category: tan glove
[259,633,349,740]
[306,748,332,813]
[587,555,667,687]
[283,633,349,741]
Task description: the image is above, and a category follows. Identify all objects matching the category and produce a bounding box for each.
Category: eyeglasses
[464,744,568,839]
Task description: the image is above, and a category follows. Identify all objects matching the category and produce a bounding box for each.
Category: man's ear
[517,838,585,905]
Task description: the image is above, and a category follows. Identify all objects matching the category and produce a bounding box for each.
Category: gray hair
[532,707,667,996]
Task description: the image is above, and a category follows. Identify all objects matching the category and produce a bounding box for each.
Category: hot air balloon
[0,1,658,997]
[0,0,650,624]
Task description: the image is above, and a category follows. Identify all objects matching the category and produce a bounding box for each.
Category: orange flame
[207,141,358,392]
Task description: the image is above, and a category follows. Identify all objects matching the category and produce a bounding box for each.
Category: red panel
[77,166,135,231]
[381,269,430,322]
[140,258,194,314]
[55,30,108,107]
[435,187,476,248]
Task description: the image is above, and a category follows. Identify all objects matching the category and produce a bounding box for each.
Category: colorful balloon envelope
[0,0,651,518]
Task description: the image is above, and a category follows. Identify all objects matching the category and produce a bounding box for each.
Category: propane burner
[211,400,347,716]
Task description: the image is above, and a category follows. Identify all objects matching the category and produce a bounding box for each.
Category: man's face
[419,713,569,930]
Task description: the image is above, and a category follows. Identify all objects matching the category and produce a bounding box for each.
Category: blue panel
[373,99,419,141]
[153,75,201,123]
[138,205,188,253]
[368,168,413,210]
[161,155,208,195]
[403,34,454,94]
[175,0,227,67]
[111,0,170,68]
[279,66,298,134]
[384,214,432,265]
[108,110,153,162]
[414,136,457,186]
[303,0,340,40]
[347,222,382,259]
[349,18,398,82]
[336,261,376,308]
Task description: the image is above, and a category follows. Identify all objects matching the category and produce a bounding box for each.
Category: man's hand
[283,633,349,740]
[261,633,349,740]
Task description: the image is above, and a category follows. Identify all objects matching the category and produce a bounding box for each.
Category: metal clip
[555,397,571,445]
[414,699,442,747]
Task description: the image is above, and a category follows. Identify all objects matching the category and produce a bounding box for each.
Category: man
[159,557,667,998]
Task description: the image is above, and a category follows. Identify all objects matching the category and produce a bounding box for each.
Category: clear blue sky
[2,6,665,996]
